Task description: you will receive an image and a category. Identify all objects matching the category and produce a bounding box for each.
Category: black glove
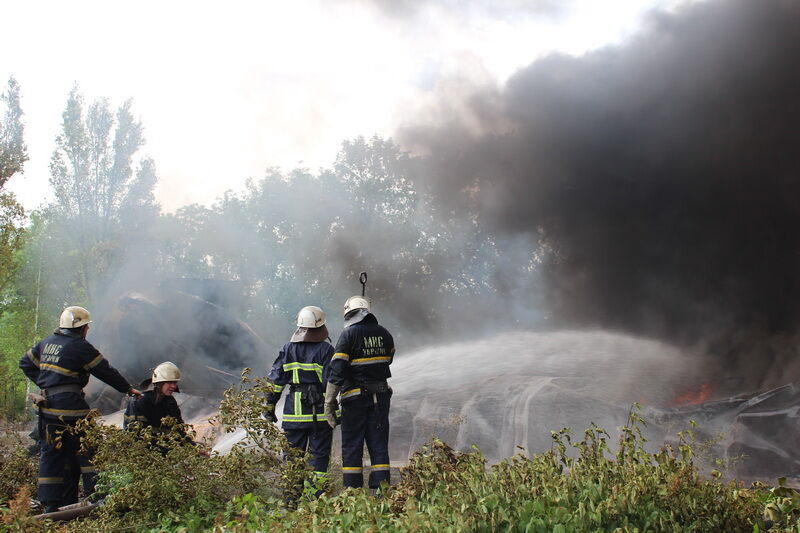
[266,404,277,423]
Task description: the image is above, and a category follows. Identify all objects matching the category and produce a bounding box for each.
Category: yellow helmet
[59,306,92,329]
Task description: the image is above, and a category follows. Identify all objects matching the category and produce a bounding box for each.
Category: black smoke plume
[401,0,800,388]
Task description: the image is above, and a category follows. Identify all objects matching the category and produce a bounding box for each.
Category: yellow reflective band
[38,477,65,484]
[332,352,349,361]
[40,363,79,377]
[280,361,325,381]
[26,349,40,367]
[342,467,363,472]
[350,356,392,366]
[40,407,91,418]
[283,414,319,422]
[84,353,104,370]
[283,362,323,372]
[341,388,361,399]
[294,391,302,416]
[124,415,148,422]
[371,464,391,471]
[292,368,299,384]
[312,471,329,478]
[272,384,285,392]
[80,466,97,473]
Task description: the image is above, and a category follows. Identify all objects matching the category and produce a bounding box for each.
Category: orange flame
[673,383,712,406]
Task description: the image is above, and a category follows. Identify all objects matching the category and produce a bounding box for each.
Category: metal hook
[359,272,367,296]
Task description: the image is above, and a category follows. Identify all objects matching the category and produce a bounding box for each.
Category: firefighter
[266,305,336,487]
[124,362,185,432]
[124,361,210,455]
[18,306,142,513]
[324,296,395,490]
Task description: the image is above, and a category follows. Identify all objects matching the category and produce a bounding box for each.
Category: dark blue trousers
[284,424,333,477]
[341,390,391,488]
[38,418,96,508]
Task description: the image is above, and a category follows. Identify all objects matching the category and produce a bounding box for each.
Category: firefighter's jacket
[19,329,132,421]
[328,313,394,403]
[124,390,185,430]
[124,389,192,448]
[266,340,334,429]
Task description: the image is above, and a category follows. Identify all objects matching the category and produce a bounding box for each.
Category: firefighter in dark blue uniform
[124,362,186,432]
[18,306,141,512]
[266,306,336,484]
[324,296,394,489]
[125,361,205,453]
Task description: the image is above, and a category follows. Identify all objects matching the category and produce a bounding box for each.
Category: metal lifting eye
[359,272,367,296]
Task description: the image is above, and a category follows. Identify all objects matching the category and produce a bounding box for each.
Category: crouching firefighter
[18,306,142,513]
[324,296,395,489]
[266,306,336,489]
[123,362,206,454]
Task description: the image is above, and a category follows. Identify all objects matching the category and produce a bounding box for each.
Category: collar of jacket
[55,328,83,338]
[291,324,329,343]
[344,310,376,328]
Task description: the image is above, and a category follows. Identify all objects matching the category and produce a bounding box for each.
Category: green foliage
[216,368,318,502]
[157,135,544,339]
[0,77,29,421]
[0,421,36,506]
[46,86,158,302]
[52,370,312,532]
[0,77,28,186]
[4,404,800,532]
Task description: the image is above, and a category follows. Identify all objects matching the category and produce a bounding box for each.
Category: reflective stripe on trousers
[38,418,97,507]
[340,390,391,488]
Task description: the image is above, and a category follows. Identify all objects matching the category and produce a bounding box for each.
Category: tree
[0,77,28,295]
[0,77,27,187]
[0,77,28,419]
[48,87,158,301]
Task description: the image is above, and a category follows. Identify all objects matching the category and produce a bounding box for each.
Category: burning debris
[673,383,713,407]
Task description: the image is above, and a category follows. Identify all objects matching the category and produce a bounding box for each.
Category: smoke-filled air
[402,0,800,392]
[2,0,800,527]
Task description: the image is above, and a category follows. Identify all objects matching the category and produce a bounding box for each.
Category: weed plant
[0,420,36,506]
[4,387,800,531]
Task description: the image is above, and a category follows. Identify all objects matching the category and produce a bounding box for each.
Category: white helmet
[59,306,92,329]
[296,306,326,328]
[152,361,181,384]
[343,296,370,317]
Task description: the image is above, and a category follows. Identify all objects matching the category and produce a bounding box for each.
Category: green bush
[7,384,800,532]
[206,406,784,533]
[0,421,36,506]
[56,369,310,532]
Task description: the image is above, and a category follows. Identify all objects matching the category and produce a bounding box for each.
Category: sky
[1,0,687,213]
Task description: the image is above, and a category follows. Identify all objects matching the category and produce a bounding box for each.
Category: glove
[324,382,341,429]
[265,404,277,423]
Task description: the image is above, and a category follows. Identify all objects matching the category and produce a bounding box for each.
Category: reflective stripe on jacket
[19,329,132,420]
[329,313,394,401]
[266,340,334,428]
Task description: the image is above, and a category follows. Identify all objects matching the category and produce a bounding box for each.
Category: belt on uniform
[42,384,84,397]
[347,380,389,394]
